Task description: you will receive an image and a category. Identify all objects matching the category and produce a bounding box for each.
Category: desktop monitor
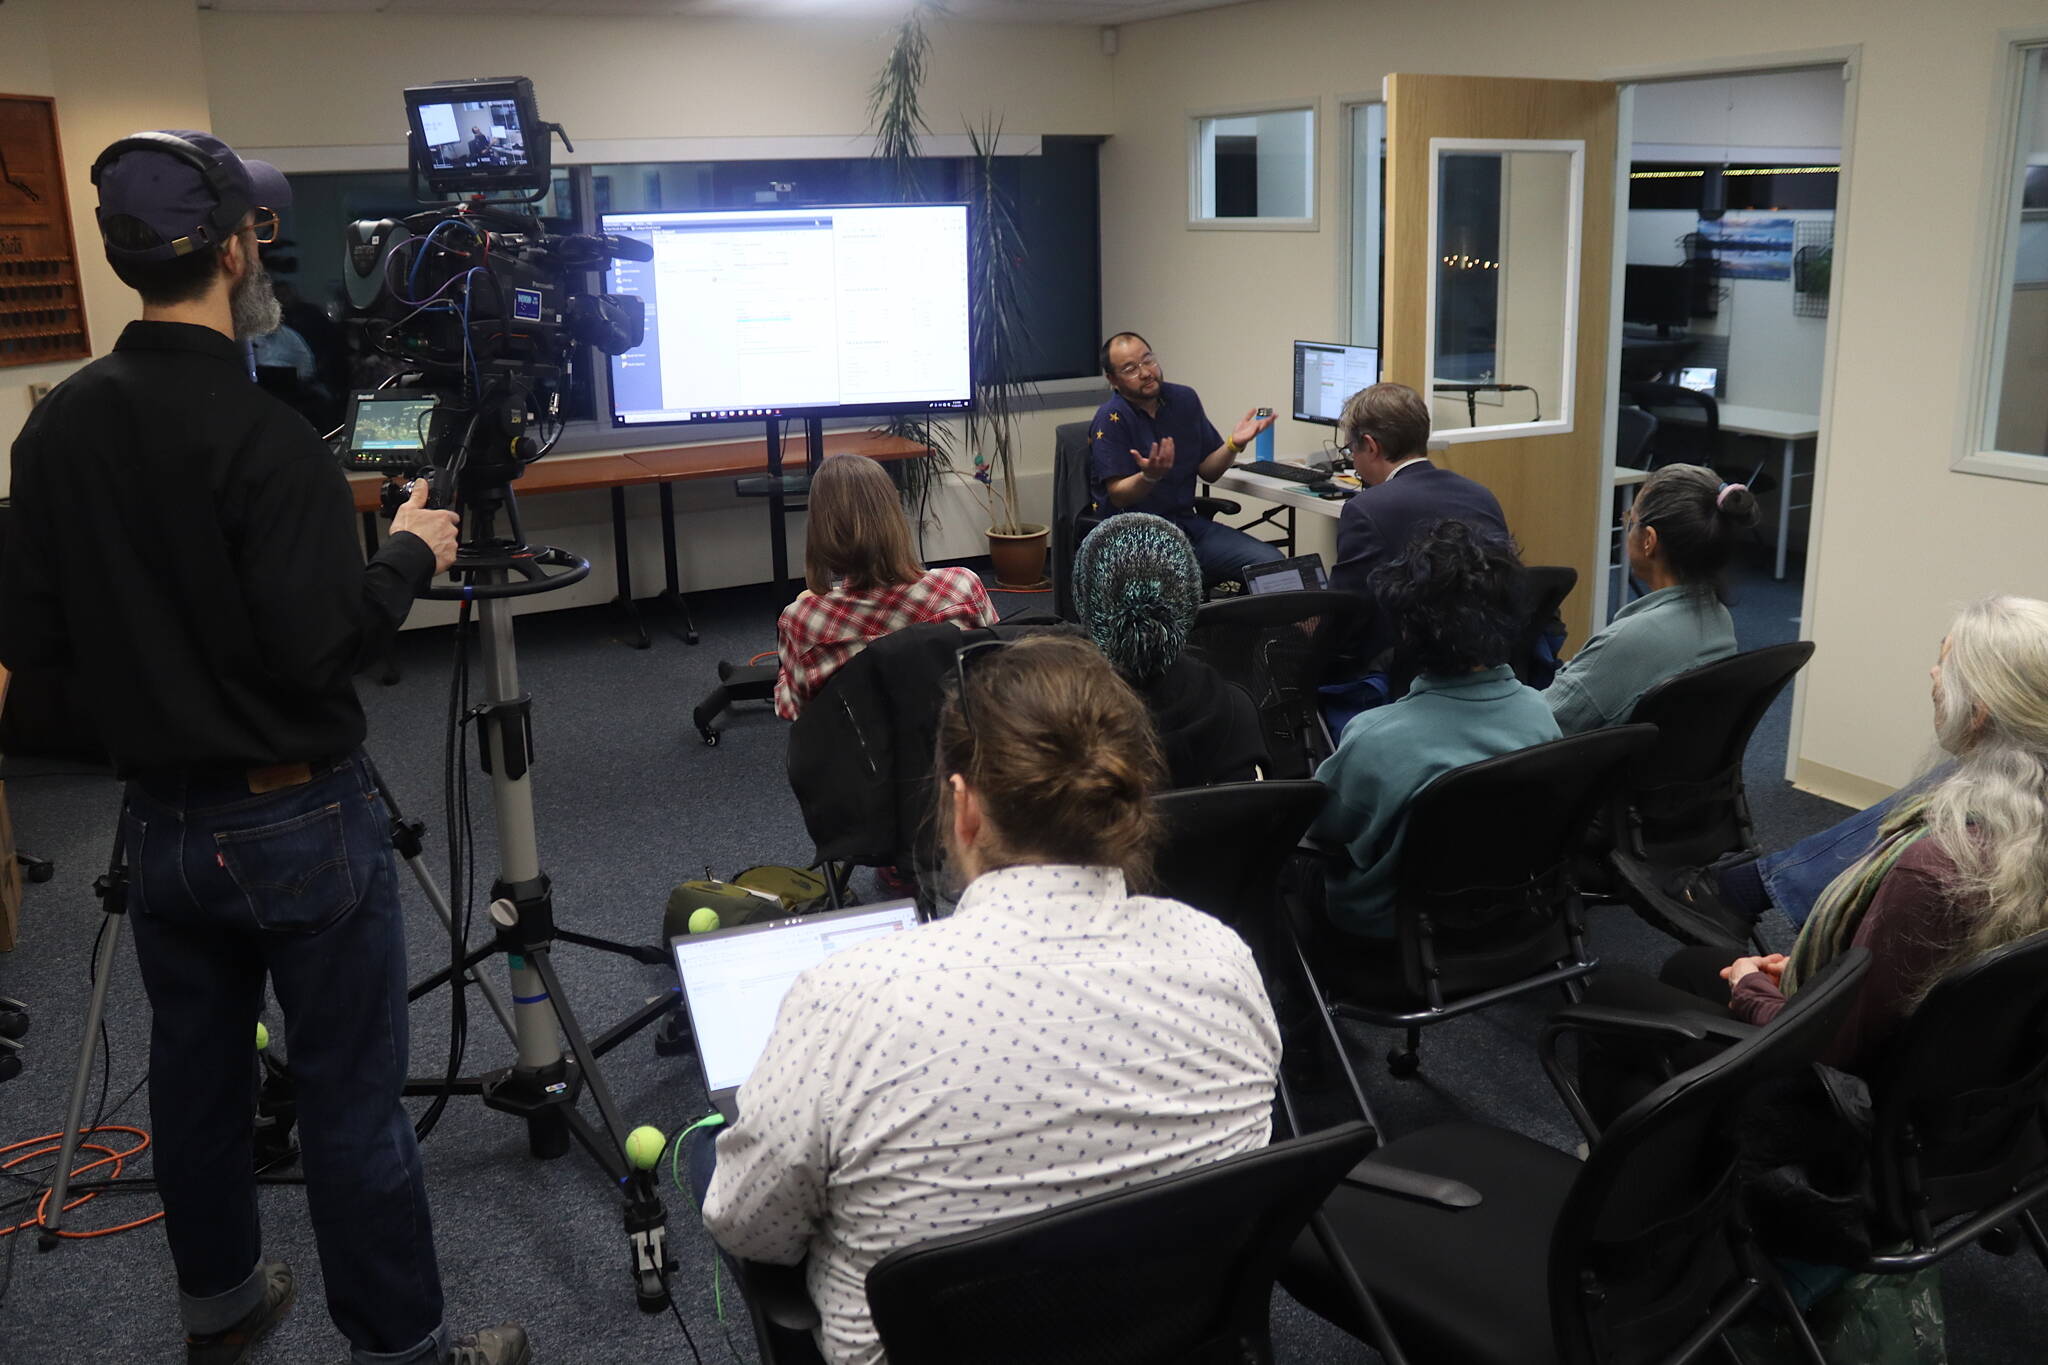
[599,204,975,427]
[1291,340,1381,426]
[1623,264,1692,332]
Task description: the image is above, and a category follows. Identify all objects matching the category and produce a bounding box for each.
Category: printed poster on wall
[1696,213,1795,281]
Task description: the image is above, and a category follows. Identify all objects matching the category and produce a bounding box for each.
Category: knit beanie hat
[1073,513,1201,686]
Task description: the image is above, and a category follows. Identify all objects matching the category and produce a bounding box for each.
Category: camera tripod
[37,483,677,1311]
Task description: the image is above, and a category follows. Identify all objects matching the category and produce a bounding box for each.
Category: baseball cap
[93,130,292,262]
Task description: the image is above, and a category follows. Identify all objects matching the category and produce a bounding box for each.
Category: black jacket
[786,616,1075,872]
[0,321,433,775]
[1137,654,1267,788]
[1330,461,1509,667]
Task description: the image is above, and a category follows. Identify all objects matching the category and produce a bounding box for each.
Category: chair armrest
[1344,1157,1483,1210]
[1193,495,1242,519]
[737,1259,820,1331]
[1538,1004,1743,1142]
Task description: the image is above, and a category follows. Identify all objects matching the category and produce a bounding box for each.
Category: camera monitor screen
[1292,340,1381,426]
[340,390,440,470]
[405,78,545,195]
[599,204,974,427]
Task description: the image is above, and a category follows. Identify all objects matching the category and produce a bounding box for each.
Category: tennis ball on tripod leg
[626,1125,667,1171]
[688,906,720,934]
[255,1021,270,1051]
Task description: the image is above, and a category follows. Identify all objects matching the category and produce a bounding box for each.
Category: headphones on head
[90,131,251,258]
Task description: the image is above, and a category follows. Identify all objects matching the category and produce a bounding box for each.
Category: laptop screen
[671,900,921,1094]
[1678,366,1718,394]
[1243,554,1329,596]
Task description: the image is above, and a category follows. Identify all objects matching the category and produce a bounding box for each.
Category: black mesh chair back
[1390,725,1657,1002]
[1549,948,1871,1365]
[1628,382,1720,469]
[865,1121,1379,1365]
[1152,780,1327,960]
[1616,641,1814,869]
[1051,419,1101,620]
[1614,405,1658,471]
[1186,589,1366,778]
[1509,565,1579,688]
[1867,928,2048,1258]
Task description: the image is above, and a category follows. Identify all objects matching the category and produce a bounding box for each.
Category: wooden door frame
[1598,46,1861,787]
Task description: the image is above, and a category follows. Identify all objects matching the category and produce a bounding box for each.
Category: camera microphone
[590,232,653,263]
[545,232,653,268]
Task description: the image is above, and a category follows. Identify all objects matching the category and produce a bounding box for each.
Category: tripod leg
[41,838,129,1247]
[396,847,516,1045]
[526,948,633,1162]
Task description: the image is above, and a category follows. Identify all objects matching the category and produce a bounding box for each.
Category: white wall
[0,0,212,491]
[1099,0,2048,799]
[1633,66,1846,159]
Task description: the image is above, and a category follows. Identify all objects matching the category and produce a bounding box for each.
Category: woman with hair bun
[701,635,1279,1365]
[1545,463,1759,734]
[1309,519,1561,937]
[1073,513,1267,787]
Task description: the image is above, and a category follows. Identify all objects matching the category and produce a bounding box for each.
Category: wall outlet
[26,383,52,408]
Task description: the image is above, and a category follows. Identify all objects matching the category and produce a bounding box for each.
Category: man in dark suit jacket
[1330,382,1510,669]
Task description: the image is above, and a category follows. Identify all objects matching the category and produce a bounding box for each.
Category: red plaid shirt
[774,566,997,719]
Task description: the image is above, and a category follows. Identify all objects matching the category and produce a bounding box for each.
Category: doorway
[1605,57,1855,784]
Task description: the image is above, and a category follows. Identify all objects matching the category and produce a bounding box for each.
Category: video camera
[337,78,647,504]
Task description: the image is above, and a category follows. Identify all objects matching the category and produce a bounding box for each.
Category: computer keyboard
[1238,459,1332,484]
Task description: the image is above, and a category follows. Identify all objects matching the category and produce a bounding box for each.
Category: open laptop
[670,900,921,1121]
[1677,366,1719,395]
[1241,553,1330,597]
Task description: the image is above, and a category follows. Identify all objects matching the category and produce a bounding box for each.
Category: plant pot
[986,523,1050,590]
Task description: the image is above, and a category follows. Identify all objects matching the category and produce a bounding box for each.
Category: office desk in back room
[348,432,929,647]
[1660,404,1819,581]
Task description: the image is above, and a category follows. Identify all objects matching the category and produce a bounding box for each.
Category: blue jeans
[1754,770,1939,929]
[1175,515,1285,587]
[123,753,447,1363]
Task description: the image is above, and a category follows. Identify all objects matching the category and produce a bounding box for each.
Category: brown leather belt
[244,759,333,794]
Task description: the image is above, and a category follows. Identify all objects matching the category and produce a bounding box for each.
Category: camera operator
[0,131,526,1365]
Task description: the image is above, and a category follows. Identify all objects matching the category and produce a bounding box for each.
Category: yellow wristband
[1224,437,1241,456]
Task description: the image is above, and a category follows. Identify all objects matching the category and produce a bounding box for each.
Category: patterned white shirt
[700,864,1281,1365]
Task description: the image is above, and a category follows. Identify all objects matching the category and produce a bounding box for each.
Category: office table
[351,453,676,647]
[348,433,930,648]
[1662,404,1819,580]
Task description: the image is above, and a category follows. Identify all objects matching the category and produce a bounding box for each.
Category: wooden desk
[626,430,927,602]
[1662,404,1819,580]
[350,453,673,647]
[347,433,930,647]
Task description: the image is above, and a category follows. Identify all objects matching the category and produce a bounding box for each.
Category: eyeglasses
[1111,352,1158,380]
[250,209,280,245]
[951,638,1009,748]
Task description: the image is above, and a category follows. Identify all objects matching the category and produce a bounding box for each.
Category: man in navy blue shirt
[1089,332,1284,586]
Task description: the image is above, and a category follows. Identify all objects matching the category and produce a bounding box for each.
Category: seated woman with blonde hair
[774,453,996,718]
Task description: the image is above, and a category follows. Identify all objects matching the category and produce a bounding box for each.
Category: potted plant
[868,5,1045,587]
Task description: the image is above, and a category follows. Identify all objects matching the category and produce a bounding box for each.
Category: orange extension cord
[1,1126,162,1240]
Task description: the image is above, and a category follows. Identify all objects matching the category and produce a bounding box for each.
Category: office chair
[1597,642,1816,949]
[1184,589,1366,779]
[1614,404,1658,474]
[866,1121,1413,1365]
[1856,928,2048,1279]
[1627,380,1720,470]
[1151,780,1328,968]
[1050,419,1245,617]
[1286,949,1872,1365]
[734,1259,826,1365]
[1292,725,1656,1091]
[691,656,777,746]
[1509,564,1578,689]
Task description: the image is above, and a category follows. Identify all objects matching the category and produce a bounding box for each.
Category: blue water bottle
[1253,407,1275,463]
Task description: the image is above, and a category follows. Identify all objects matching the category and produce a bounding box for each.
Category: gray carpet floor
[0,546,2041,1363]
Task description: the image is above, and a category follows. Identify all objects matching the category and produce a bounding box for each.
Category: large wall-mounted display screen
[600,204,972,426]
